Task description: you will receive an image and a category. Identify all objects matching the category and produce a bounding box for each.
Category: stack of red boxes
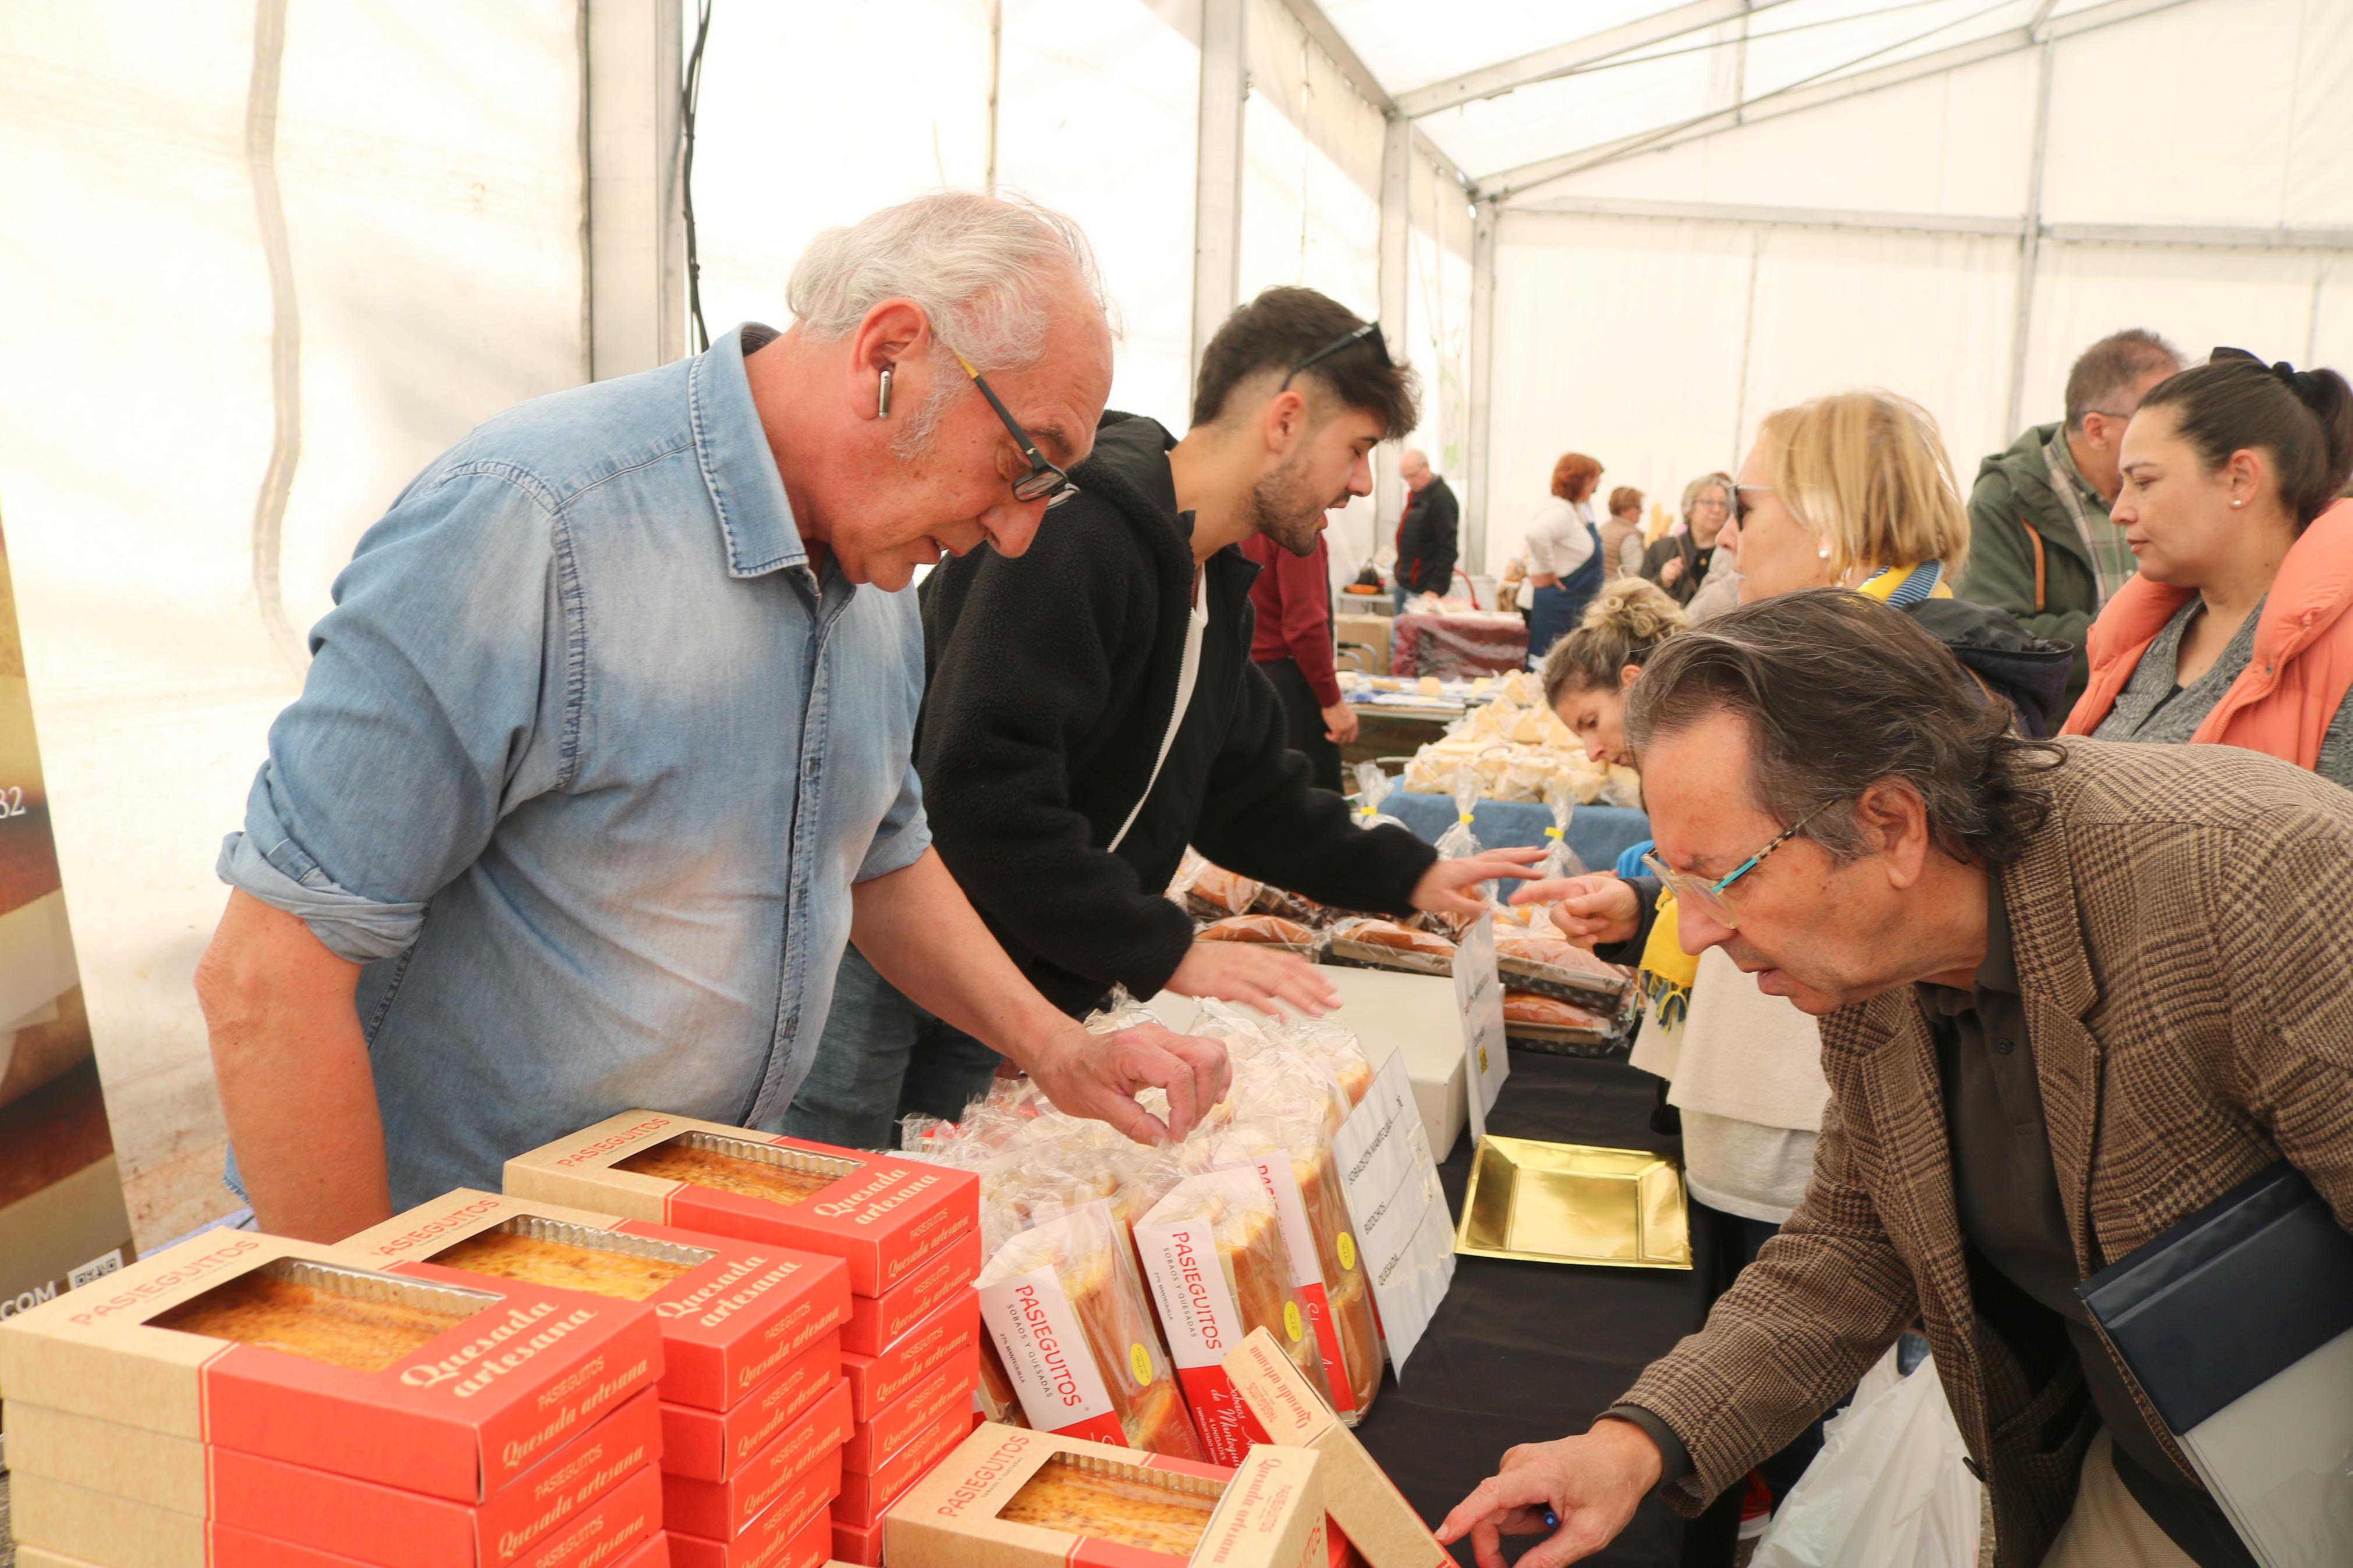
[0,1231,670,1568]
[501,1115,985,1568]
[830,1218,983,1567]
[339,1190,856,1568]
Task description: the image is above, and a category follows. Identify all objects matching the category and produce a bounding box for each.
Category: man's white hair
[788,191,1108,453]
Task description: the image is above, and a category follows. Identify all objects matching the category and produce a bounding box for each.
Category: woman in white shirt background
[1522,450,1605,662]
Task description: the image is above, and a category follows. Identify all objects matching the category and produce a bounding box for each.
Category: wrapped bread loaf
[1327,916,1456,976]
[1202,1118,1380,1419]
[1502,991,1615,1032]
[1135,1168,1333,1463]
[1183,864,1259,921]
[975,1201,1204,1459]
[1193,914,1320,954]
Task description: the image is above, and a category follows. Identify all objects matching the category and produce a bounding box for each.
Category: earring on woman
[877,366,894,418]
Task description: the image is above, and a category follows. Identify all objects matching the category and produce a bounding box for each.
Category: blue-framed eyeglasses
[1641,798,1837,930]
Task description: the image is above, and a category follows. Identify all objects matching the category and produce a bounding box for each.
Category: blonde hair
[1754,391,1970,580]
[1541,577,1687,707]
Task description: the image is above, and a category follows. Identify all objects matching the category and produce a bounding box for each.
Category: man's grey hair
[1624,589,2061,868]
[788,191,1109,453]
[2063,328,2183,432]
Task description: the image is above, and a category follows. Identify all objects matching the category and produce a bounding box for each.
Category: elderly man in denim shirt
[196,194,1230,1242]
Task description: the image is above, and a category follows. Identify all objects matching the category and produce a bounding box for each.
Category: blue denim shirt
[218,325,931,1207]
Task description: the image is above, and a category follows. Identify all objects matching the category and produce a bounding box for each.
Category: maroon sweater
[1241,533,1341,706]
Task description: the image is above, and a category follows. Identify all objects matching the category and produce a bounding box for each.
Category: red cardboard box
[841,1289,978,1421]
[661,1382,850,1539]
[0,1231,662,1505]
[833,1401,971,1529]
[840,1228,978,1357]
[666,1489,831,1568]
[843,1346,975,1474]
[829,1520,884,1568]
[7,1460,667,1568]
[339,1190,850,1413]
[504,1114,978,1296]
[661,1331,842,1483]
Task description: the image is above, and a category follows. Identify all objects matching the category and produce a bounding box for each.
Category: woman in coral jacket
[2064,349,2353,784]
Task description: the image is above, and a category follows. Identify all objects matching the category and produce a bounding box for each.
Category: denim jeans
[782,944,1005,1151]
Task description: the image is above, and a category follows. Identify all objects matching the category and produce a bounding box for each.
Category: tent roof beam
[1396,0,1801,121]
[1479,0,2193,204]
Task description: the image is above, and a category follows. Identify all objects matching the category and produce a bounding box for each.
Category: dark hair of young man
[1190,286,1419,438]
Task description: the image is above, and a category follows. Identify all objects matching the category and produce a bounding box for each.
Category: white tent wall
[1475,0,2353,580]
[0,1,584,1245]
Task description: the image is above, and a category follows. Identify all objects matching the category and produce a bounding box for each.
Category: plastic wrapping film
[1350,761,1412,834]
[974,1200,1204,1457]
[1193,915,1325,957]
[1183,864,1260,922]
[1326,916,1456,977]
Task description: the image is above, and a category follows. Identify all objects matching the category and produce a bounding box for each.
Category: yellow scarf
[1635,563,1949,1020]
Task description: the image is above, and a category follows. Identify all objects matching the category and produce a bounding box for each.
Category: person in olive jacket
[1956,329,2181,699]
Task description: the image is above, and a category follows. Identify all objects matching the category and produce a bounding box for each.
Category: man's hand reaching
[1411,845,1546,916]
[1020,1021,1232,1145]
[1167,941,1340,1018]
[1436,1421,1663,1568]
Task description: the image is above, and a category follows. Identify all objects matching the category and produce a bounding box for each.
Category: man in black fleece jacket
[786,288,1538,1149]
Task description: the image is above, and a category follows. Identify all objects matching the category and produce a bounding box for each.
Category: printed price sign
[1454,913,1508,1144]
[1333,1052,1455,1374]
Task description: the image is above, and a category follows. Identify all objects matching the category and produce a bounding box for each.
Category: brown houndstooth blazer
[1620,738,2353,1568]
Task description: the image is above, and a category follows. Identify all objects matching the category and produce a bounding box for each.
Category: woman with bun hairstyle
[2064,350,2353,783]
[1541,576,1685,771]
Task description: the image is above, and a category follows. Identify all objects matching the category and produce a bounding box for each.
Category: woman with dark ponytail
[2064,349,2353,783]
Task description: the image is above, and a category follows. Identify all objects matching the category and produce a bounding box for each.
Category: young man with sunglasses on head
[786,287,1541,1150]
[194,193,1234,1242]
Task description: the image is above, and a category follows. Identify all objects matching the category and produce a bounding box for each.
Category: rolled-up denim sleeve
[218,468,572,962]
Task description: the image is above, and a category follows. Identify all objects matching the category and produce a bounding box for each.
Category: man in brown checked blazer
[1439,590,2353,1568]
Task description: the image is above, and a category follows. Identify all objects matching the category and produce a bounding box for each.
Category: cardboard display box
[504,1114,978,1296]
[0,1231,662,1504]
[843,1345,976,1473]
[10,1534,673,1568]
[2,1386,658,1568]
[842,1288,978,1421]
[1223,1330,1449,1568]
[884,1423,1326,1568]
[832,1399,972,1528]
[659,1330,842,1482]
[8,1461,666,1568]
[336,1189,849,1413]
[666,1493,831,1568]
[660,1382,849,1540]
[829,1519,887,1568]
[840,1226,979,1357]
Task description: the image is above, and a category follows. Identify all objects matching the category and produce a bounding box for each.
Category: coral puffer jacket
[2064,498,2353,769]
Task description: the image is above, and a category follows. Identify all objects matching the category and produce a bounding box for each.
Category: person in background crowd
[1682,493,1742,623]
[1959,328,2184,700]
[1599,486,1647,581]
[2065,350,2353,785]
[1244,520,1352,792]
[1524,451,1604,660]
[785,287,1539,1150]
[1642,473,1729,606]
[193,193,1231,1238]
[1541,578,1683,773]
[1393,446,1458,612]
[1446,591,2353,1568]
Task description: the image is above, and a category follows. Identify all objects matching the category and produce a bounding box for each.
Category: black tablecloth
[1354,1048,1721,1568]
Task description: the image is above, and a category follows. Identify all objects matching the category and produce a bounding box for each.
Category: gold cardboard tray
[1454,1135,1691,1269]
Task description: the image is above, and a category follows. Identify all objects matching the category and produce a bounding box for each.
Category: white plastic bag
[1749,1346,1981,1568]
[1351,760,1409,831]
[1434,765,1482,860]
